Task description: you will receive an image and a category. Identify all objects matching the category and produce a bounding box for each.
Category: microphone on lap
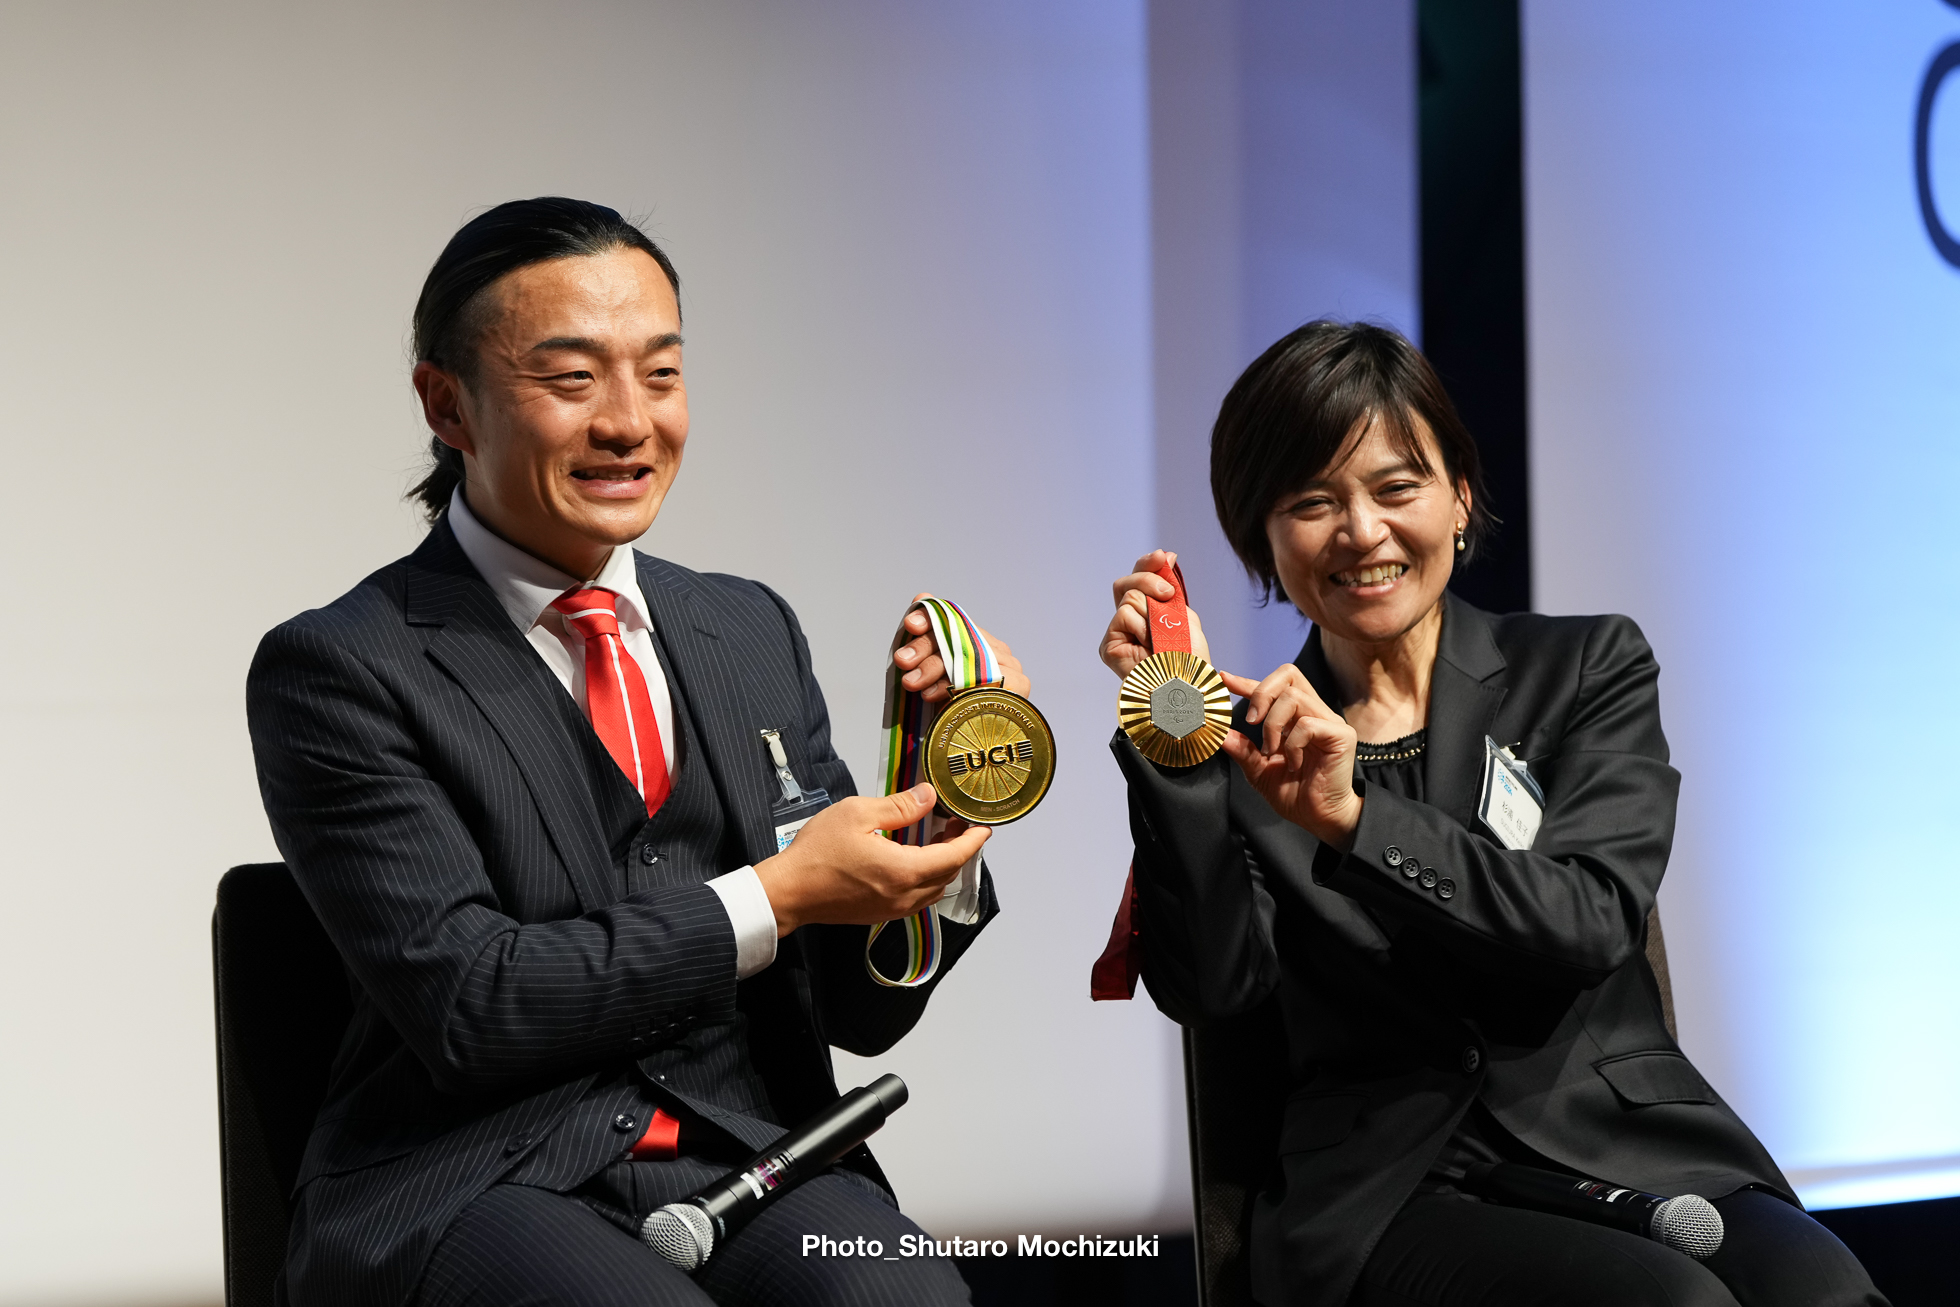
[640,1074,909,1271]
[1462,1162,1725,1259]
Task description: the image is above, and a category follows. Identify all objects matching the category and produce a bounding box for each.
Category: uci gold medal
[870,596,1053,990]
[924,685,1055,824]
[1118,564,1232,767]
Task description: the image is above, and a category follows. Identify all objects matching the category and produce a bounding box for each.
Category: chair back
[1182,997,1287,1307]
[1180,908,1676,1306]
[212,863,352,1307]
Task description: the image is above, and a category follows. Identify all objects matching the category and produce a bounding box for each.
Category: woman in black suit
[1099,322,1884,1307]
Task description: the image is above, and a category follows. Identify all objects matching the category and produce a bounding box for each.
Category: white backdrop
[0,2,1414,1303]
[1526,0,1960,1210]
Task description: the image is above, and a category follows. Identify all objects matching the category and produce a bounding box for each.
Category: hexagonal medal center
[1149,676,1206,739]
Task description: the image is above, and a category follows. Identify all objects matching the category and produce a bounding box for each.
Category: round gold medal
[922,687,1056,824]
[1119,650,1232,767]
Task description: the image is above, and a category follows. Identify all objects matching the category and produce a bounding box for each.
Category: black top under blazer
[1113,594,1789,1307]
[246,521,994,1307]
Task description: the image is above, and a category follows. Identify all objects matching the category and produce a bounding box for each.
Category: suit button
[1462,1046,1482,1073]
[613,1113,638,1133]
[1437,879,1457,901]
[504,1133,533,1156]
[1419,868,1439,889]
[640,846,661,866]
[1401,858,1422,881]
[1383,846,1404,867]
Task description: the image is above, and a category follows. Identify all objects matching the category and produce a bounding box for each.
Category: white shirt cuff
[706,865,779,979]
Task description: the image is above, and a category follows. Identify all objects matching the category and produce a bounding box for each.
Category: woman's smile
[1331,562,1410,592]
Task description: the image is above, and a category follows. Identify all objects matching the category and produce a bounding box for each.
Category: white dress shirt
[448,488,778,978]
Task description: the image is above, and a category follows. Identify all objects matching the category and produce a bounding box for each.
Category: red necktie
[551,588,671,815]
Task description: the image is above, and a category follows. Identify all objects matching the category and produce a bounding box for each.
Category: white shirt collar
[447,486,652,634]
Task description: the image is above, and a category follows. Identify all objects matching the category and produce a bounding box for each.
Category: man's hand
[1219,667,1363,851]
[753,784,991,936]
[892,593,1031,704]
[1100,549,1211,678]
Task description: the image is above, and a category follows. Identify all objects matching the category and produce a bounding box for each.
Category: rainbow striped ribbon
[867,597,1000,988]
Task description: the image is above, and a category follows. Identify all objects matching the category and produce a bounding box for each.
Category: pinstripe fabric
[504,699,775,1193]
[246,520,998,1307]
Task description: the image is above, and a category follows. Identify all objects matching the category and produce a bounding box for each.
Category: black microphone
[640,1074,909,1271]
[1462,1162,1723,1259]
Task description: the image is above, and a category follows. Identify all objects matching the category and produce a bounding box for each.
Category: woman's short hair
[407,197,681,523]
[1210,319,1495,603]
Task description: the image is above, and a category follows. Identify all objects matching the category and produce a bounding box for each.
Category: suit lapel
[1422,593,1509,825]
[635,554,779,867]
[404,523,620,914]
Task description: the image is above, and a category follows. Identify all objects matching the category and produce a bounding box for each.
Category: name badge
[772,790,832,853]
[760,727,831,852]
[1478,735,1544,851]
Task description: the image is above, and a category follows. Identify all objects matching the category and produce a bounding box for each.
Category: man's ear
[413,360,475,455]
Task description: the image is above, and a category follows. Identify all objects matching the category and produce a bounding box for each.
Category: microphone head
[868,1074,908,1115]
[1649,1193,1724,1259]
[642,1201,715,1271]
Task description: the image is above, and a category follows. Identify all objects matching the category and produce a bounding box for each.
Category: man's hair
[408,197,682,523]
[1210,319,1495,603]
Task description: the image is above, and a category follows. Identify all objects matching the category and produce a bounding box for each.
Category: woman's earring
[1455,524,1466,553]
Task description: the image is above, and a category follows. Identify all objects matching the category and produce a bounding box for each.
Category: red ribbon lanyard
[1145,562,1192,655]
[1091,559,1192,1002]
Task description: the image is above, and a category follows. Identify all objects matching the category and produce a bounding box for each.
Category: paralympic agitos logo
[1916,2,1960,267]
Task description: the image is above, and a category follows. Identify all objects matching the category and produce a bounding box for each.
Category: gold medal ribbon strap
[1096,560,1232,1001]
[1145,560,1195,656]
[868,597,1000,988]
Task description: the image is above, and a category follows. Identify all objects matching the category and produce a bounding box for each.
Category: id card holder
[761,728,831,852]
[1477,735,1545,851]
[772,789,832,853]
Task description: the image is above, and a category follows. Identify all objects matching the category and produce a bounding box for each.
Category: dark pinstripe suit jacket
[246,520,995,1307]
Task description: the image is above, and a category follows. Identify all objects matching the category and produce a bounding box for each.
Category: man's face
[418,247,687,577]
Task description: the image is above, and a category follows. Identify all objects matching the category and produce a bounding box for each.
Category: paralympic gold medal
[1117,560,1233,767]
[1120,650,1232,767]
[923,686,1056,824]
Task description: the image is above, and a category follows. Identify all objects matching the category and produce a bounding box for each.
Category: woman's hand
[892,593,1030,704]
[1100,549,1211,677]
[1220,666,1363,851]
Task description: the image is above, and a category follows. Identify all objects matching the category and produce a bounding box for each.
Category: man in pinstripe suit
[247,199,1018,1307]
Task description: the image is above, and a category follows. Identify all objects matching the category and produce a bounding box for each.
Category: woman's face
[1264,413,1468,648]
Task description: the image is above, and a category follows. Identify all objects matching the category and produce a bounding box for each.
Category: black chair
[1181,909,1679,1307]
[213,863,352,1307]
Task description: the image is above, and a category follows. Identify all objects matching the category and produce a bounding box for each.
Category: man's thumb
[876,782,938,830]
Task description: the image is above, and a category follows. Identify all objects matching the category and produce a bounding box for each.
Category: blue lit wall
[1525,1,1960,1208]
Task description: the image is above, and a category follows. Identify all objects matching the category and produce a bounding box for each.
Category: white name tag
[1478,736,1543,851]
[770,790,831,853]
[773,815,816,853]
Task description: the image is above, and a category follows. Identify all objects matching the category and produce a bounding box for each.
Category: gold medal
[1119,649,1232,767]
[923,687,1056,824]
[1117,560,1232,767]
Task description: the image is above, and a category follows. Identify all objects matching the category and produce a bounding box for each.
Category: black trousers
[1351,1188,1888,1307]
[415,1160,970,1307]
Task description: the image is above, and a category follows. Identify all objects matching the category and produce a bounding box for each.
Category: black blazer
[246,521,994,1307]
[1114,594,1788,1307]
